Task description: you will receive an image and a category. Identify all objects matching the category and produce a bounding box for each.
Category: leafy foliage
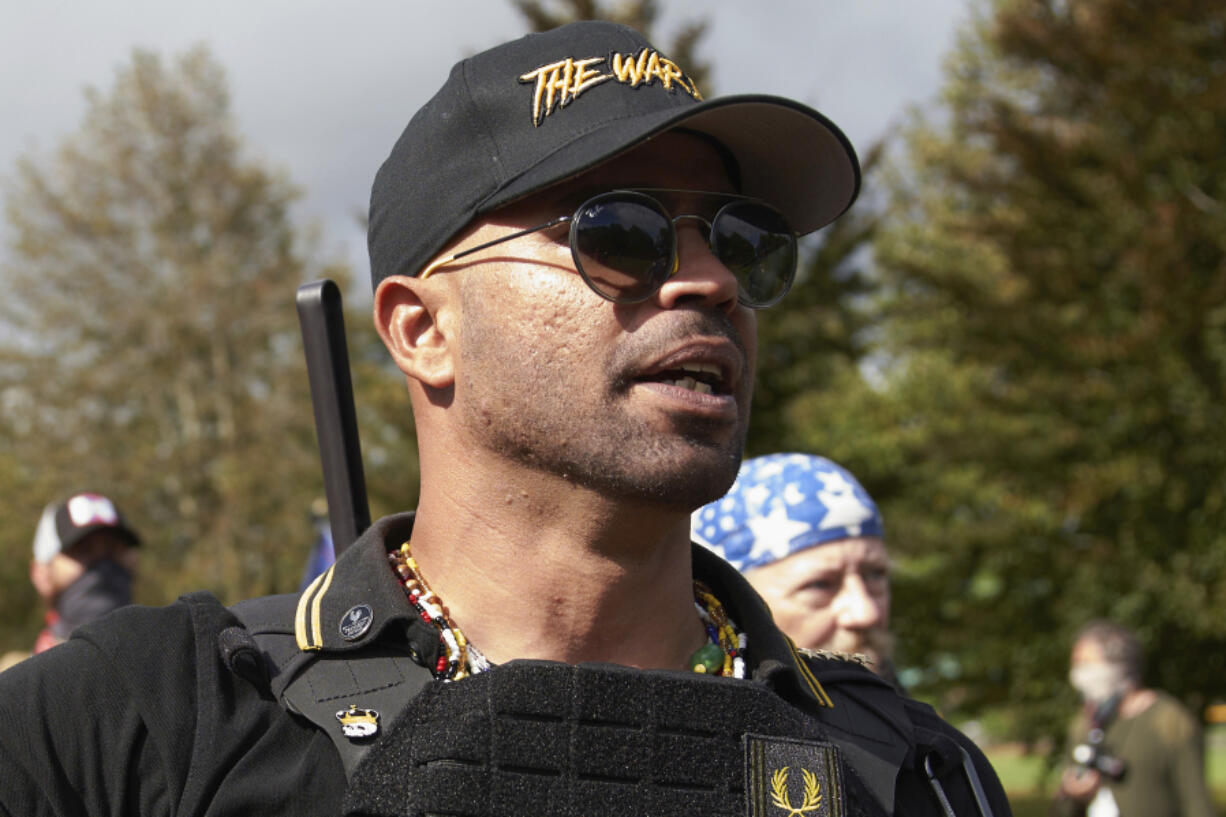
[803,0,1226,743]
[0,47,353,647]
[748,140,885,456]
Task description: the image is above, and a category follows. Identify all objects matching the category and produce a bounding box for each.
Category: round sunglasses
[418,188,799,308]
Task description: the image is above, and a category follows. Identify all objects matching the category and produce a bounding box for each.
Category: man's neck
[1118,686,1156,719]
[405,468,708,672]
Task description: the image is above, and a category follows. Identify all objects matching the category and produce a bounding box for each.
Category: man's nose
[651,223,740,313]
[834,575,885,630]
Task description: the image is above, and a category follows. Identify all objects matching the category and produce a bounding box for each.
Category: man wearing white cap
[28,492,140,654]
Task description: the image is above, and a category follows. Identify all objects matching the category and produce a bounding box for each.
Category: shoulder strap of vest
[899,697,1001,817]
[229,594,434,780]
[795,653,1001,817]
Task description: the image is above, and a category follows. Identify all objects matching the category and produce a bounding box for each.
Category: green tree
[0,46,352,643]
[748,141,886,456]
[799,0,1226,744]
[0,445,50,652]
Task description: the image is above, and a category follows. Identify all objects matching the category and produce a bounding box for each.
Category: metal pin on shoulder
[336,704,380,740]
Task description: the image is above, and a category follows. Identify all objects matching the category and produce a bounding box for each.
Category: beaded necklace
[388,541,746,681]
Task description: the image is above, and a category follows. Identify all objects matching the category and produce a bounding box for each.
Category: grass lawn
[982,724,1226,815]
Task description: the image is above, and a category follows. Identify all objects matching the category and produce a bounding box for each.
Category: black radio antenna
[296,279,370,553]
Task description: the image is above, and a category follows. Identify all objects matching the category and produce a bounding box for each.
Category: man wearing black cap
[0,22,1009,817]
[28,492,140,654]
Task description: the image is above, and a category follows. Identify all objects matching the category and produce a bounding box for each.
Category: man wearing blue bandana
[694,453,896,682]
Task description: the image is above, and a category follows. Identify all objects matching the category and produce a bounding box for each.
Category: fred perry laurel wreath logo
[746,734,844,817]
[518,47,702,126]
[770,767,822,817]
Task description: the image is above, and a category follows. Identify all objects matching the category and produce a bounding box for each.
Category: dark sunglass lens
[711,201,797,307]
[571,194,674,302]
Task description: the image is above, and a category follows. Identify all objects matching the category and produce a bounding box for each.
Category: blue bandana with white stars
[691,453,884,571]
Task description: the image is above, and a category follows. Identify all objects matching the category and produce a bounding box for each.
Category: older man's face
[745,536,892,667]
[445,131,759,510]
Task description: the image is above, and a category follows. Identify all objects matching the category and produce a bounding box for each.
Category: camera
[1071,730,1127,780]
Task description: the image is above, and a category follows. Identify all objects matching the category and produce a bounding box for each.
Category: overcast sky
[1,0,973,300]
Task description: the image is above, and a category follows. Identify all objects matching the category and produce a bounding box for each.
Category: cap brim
[482,94,860,236]
[59,522,140,553]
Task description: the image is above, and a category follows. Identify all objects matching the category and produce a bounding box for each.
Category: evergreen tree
[806,0,1226,743]
[0,46,351,636]
[749,141,885,456]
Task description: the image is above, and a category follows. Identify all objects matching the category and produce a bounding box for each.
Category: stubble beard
[824,627,895,670]
[457,296,750,511]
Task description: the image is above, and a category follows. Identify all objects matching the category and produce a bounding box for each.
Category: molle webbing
[342,659,884,817]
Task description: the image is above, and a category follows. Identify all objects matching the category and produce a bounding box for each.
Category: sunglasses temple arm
[418,215,571,279]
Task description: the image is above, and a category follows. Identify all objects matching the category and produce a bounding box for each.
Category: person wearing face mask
[1054,620,1217,817]
[27,492,140,655]
[692,453,900,686]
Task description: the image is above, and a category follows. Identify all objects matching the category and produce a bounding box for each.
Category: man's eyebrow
[805,563,846,574]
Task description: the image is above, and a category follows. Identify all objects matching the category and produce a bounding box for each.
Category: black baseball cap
[368,20,860,289]
[33,493,140,563]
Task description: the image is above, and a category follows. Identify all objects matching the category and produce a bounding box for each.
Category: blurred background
[1,1,1223,811]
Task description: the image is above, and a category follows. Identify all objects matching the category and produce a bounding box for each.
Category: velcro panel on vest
[343,659,885,817]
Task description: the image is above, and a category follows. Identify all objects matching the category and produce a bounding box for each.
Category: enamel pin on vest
[335,704,380,740]
[339,604,374,641]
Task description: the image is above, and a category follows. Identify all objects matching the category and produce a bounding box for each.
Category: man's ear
[373,275,456,389]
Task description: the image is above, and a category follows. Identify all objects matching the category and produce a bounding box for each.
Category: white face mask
[1069,661,1128,704]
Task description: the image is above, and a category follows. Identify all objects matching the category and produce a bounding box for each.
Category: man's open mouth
[641,362,726,395]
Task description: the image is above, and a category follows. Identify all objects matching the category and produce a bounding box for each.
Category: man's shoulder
[795,649,989,759]
[1144,689,1203,742]
[73,589,236,654]
[0,590,244,707]
[0,590,349,816]
[1148,688,1196,716]
[792,647,918,741]
[790,650,1011,815]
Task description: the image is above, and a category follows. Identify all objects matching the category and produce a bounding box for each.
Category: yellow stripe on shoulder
[787,637,835,708]
[295,566,335,651]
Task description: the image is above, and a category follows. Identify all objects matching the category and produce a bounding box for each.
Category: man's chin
[606,441,744,510]
[821,630,894,670]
